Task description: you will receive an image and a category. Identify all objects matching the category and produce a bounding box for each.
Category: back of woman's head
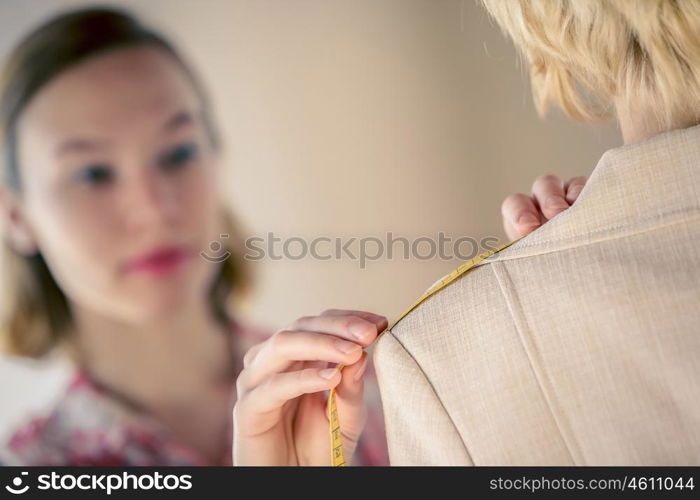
[0,7,249,358]
[481,0,700,131]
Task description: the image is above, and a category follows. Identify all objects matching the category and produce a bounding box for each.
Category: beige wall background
[0,0,621,436]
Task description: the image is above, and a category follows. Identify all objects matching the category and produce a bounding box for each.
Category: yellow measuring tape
[327,237,521,466]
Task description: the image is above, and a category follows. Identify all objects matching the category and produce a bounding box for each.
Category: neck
[68,298,236,411]
[615,98,700,145]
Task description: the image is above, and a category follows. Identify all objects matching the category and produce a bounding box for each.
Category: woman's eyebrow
[163,110,198,133]
[55,138,108,158]
[54,111,197,158]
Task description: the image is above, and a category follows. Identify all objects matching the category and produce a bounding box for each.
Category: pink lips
[125,245,191,276]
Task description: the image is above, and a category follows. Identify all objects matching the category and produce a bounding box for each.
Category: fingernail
[545,195,569,210]
[353,356,369,381]
[349,321,371,340]
[567,185,583,200]
[335,339,362,354]
[517,213,539,226]
[319,367,338,379]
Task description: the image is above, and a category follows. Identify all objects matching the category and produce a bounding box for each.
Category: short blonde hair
[481,0,700,130]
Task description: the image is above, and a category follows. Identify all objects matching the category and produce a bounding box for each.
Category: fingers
[338,351,369,393]
[502,174,588,239]
[237,310,385,395]
[238,330,364,392]
[531,174,570,220]
[564,176,587,204]
[289,313,383,345]
[243,342,265,368]
[501,192,542,239]
[339,353,368,398]
[235,366,342,429]
[320,309,388,333]
[233,310,384,462]
[241,310,382,372]
[331,352,369,443]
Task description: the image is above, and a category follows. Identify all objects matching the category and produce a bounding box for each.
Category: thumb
[331,352,369,445]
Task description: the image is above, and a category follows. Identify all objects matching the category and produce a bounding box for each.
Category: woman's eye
[159,142,199,171]
[76,164,114,186]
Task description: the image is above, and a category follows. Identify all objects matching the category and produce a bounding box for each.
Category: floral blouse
[0,320,389,466]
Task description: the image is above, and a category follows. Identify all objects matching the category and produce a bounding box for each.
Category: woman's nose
[120,168,180,232]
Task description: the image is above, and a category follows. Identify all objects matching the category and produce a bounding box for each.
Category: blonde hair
[0,8,252,358]
[480,0,700,130]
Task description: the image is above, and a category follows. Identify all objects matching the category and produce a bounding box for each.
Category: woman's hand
[501,174,587,240]
[233,309,388,466]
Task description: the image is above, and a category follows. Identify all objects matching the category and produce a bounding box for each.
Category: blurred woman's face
[14,46,225,322]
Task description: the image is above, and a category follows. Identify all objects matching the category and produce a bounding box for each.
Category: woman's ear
[0,186,38,256]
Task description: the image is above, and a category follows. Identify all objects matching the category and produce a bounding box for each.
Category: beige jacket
[373,123,700,465]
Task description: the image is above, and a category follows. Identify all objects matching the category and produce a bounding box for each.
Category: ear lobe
[0,187,39,256]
